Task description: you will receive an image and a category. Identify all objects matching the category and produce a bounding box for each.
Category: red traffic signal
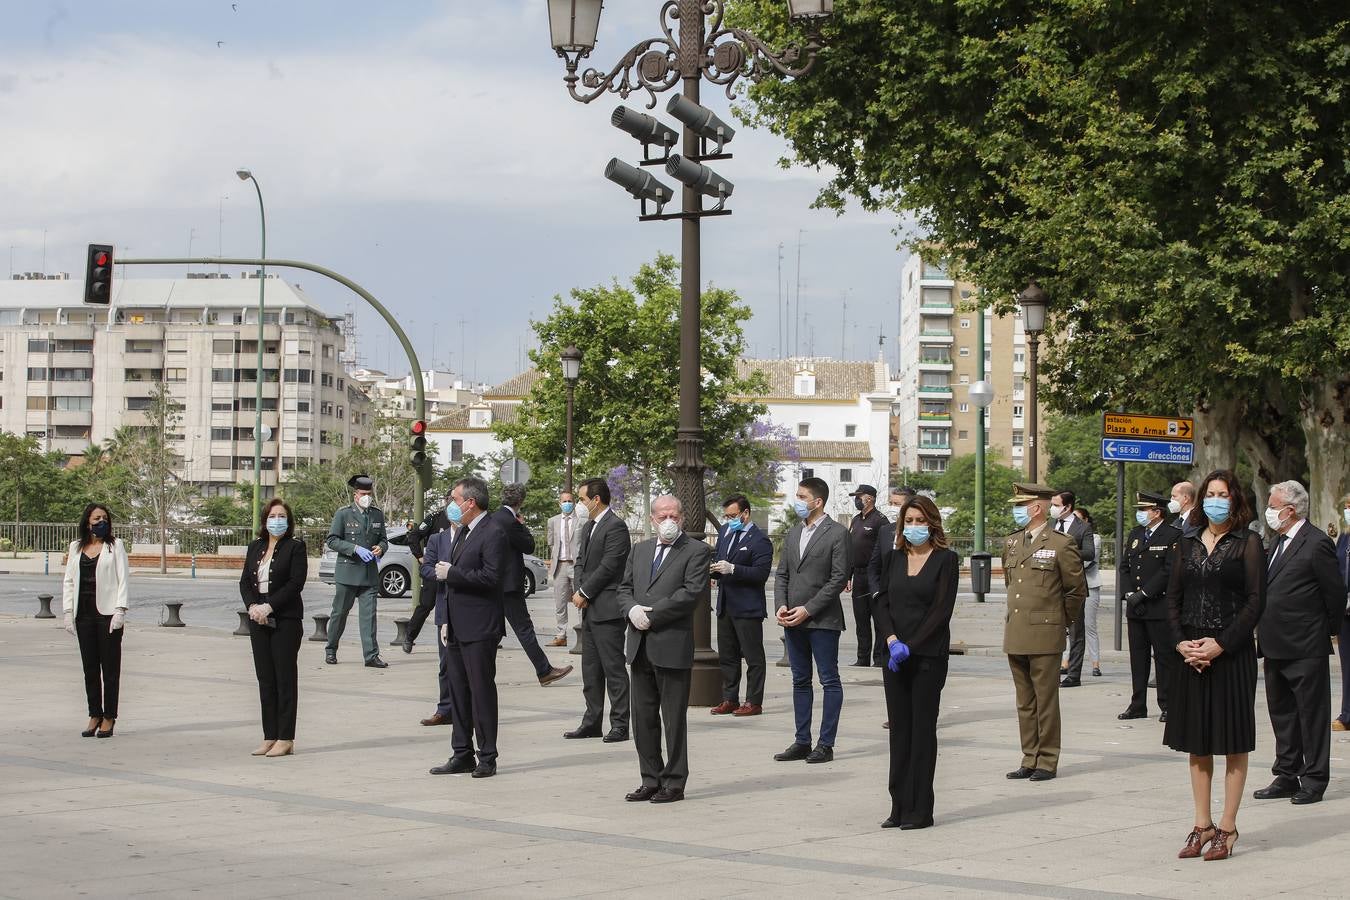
[411,419,426,436]
[84,243,114,305]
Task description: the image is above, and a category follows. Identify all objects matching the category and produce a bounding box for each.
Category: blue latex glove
[886,640,911,672]
[354,546,375,564]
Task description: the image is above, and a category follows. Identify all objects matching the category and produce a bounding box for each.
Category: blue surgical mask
[792,499,810,520]
[1135,510,1151,527]
[446,502,463,524]
[902,525,930,546]
[560,502,574,515]
[266,517,288,536]
[725,518,743,533]
[1202,497,1231,523]
[91,520,111,538]
[1012,505,1031,527]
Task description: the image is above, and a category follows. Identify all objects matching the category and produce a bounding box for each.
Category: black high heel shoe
[81,717,101,737]
[96,718,116,739]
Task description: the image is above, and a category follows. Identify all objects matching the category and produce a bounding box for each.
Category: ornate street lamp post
[561,345,583,495]
[1017,281,1048,481]
[550,0,831,704]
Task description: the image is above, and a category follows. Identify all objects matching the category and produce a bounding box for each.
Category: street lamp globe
[561,344,583,382]
[1018,280,1048,334]
[969,379,995,410]
[787,0,835,19]
[548,0,604,54]
[235,168,253,181]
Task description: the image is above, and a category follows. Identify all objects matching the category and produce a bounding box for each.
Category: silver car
[318,526,549,599]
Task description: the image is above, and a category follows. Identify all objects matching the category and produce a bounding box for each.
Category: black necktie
[450,525,468,563]
[651,543,668,579]
[1268,534,1287,570]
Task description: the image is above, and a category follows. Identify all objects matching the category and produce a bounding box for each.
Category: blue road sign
[1100,438,1195,465]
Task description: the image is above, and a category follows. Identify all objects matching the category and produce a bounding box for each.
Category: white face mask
[1344,508,1350,527]
[356,494,372,510]
[1049,505,1065,521]
[656,519,681,543]
[1264,506,1289,532]
[1167,499,1182,515]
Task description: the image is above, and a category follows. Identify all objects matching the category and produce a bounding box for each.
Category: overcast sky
[0,0,909,385]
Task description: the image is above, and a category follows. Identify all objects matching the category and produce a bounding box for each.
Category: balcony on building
[919,259,955,288]
[919,286,955,315]
[917,348,953,372]
[917,384,953,400]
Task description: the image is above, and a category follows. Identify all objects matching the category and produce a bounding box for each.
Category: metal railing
[0,522,331,557]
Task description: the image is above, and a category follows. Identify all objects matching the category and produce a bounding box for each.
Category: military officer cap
[348,474,374,490]
[849,484,878,498]
[1009,482,1056,503]
[1135,490,1167,509]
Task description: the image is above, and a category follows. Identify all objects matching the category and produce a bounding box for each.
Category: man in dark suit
[709,494,773,717]
[868,486,916,593]
[1336,492,1350,732]
[618,495,712,804]
[492,483,572,687]
[847,484,889,667]
[564,477,633,742]
[421,477,508,779]
[408,492,456,726]
[1169,481,1201,537]
[1252,480,1347,805]
[773,477,852,765]
[1117,491,1182,722]
[1053,490,1097,687]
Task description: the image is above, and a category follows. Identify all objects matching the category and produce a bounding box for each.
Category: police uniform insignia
[1130,539,1139,549]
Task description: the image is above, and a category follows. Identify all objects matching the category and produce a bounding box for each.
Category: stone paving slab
[2,609,1348,899]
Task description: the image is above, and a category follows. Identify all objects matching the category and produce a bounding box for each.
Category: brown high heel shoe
[95,718,116,739]
[264,740,294,757]
[81,717,102,738]
[1177,823,1216,859]
[1203,827,1238,861]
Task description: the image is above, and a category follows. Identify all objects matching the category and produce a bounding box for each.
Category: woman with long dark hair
[872,495,959,829]
[239,497,307,757]
[1165,470,1265,861]
[61,503,131,738]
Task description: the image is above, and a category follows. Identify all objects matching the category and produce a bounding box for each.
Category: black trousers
[883,654,948,826]
[1265,655,1331,793]
[503,589,552,678]
[248,618,302,740]
[1064,615,1085,679]
[630,641,691,790]
[580,612,629,732]
[1126,616,1173,713]
[445,636,499,764]
[851,583,886,666]
[76,616,123,719]
[406,581,435,644]
[717,613,766,705]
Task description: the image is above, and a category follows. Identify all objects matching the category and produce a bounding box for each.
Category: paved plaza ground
[2,588,1347,899]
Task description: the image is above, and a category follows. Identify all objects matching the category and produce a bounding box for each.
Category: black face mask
[853,497,865,511]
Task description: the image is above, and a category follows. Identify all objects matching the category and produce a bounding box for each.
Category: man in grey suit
[1052,490,1097,687]
[545,490,585,646]
[564,477,632,742]
[773,476,852,765]
[618,495,712,804]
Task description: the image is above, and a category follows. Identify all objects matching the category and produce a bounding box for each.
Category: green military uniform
[1001,483,1087,777]
[325,480,389,664]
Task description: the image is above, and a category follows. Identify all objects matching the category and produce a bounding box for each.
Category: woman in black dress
[1164,469,1264,861]
[239,498,307,758]
[872,495,959,830]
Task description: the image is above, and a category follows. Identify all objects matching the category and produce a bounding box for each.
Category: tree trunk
[1190,395,1242,474]
[1299,377,1350,534]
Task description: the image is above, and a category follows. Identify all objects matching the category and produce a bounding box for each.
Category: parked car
[319,527,549,598]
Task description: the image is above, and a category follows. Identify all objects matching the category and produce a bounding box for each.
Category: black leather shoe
[365,657,388,669]
[402,638,414,654]
[852,659,870,667]
[805,744,834,764]
[1092,667,1102,677]
[625,785,659,802]
[650,787,684,803]
[602,729,629,743]
[774,743,812,762]
[1291,789,1324,805]
[1029,769,1056,781]
[901,819,933,830]
[563,725,602,739]
[1253,779,1300,800]
[324,651,337,665]
[1117,707,1147,720]
[471,762,496,779]
[1006,766,1035,779]
[881,816,901,828]
[429,756,476,775]
[1159,710,1168,723]
[1059,677,1081,688]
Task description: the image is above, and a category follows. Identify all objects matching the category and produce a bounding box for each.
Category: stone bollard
[162,602,186,627]
[390,618,410,647]
[35,593,56,619]
[233,609,251,636]
[309,614,330,642]
[570,620,583,656]
[775,635,789,668]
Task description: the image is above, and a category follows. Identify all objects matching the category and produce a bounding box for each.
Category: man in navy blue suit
[1333,492,1350,732]
[709,494,774,717]
[421,476,508,779]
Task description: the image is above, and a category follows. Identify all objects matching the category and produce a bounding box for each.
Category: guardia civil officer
[1001,483,1086,782]
[324,474,389,668]
[1118,491,1183,722]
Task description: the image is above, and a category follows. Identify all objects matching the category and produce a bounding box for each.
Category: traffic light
[409,419,428,468]
[84,244,114,304]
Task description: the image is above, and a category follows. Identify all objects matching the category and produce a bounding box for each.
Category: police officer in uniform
[325,474,390,668]
[1002,483,1086,782]
[1118,491,1182,722]
[848,485,888,667]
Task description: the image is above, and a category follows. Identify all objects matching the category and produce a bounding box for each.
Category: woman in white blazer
[62,503,130,738]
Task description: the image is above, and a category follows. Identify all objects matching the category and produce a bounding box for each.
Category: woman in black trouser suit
[62,504,131,738]
[240,498,307,758]
[873,495,959,830]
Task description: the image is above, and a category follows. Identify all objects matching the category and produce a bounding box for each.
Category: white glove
[440,623,449,646]
[110,609,126,632]
[627,605,653,631]
[434,560,451,580]
[710,560,735,575]
[64,612,74,635]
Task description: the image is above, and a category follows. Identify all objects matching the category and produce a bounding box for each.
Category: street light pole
[561,345,582,493]
[236,169,266,532]
[1018,280,1048,482]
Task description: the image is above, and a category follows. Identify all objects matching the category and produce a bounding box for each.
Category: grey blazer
[773,516,852,632]
[618,534,712,669]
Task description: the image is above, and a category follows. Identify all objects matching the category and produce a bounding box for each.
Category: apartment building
[0,273,373,497]
[348,367,485,422]
[894,255,1046,474]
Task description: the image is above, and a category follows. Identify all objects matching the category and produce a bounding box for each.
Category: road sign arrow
[1105,441,1116,454]
[1179,420,1192,438]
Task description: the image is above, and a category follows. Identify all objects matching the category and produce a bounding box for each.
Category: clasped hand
[248,603,273,624]
[434,560,451,580]
[886,637,910,672]
[571,591,588,610]
[776,605,808,628]
[1178,637,1222,672]
[354,546,375,563]
[628,605,654,630]
[709,560,735,575]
